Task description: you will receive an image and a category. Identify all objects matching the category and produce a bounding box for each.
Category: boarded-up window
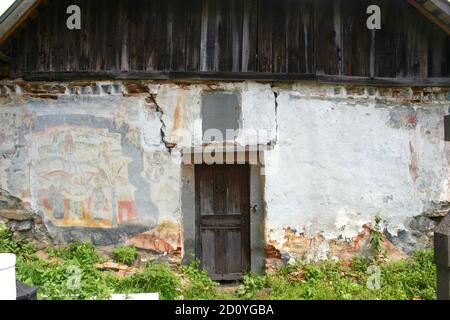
[202,92,240,142]
[445,115,450,141]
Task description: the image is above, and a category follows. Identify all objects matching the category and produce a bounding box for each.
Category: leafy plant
[369,213,387,263]
[0,221,36,258]
[180,259,219,300]
[112,245,137,266]
[17,241,111,300]
[46,241,101,265]
[236,274,268,299]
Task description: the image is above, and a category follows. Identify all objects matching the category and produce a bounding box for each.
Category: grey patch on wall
[47,221,148,246]
[201,91,240,141]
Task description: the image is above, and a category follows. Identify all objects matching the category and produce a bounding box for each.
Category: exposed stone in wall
[0,188,51,249]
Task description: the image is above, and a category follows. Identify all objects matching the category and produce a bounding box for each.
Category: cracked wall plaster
[0,80,449,261]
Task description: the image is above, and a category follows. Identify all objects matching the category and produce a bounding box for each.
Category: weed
[114,262,181,300]
[46,241,101,265]
[236,274,268,299]
[180,260,219,300]
[112,246,137,266]
[0,221,36,258]
[370,213,387,263]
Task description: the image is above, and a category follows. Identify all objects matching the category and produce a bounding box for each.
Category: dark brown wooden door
[195,164,250,280]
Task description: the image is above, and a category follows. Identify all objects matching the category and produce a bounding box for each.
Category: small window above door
[201,92,240,142]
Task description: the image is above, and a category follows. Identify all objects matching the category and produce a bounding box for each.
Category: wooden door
[195,164,250,280]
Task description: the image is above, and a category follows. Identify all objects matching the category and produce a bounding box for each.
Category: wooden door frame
[181,150,266,276]
[194,163,251,280]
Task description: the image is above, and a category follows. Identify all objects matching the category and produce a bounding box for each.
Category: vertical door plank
[199,166,215,215]
[226,230,242,274]
[239,164,250,271]
[213,166,226,215]
[201,230,216,273]
[226,166,241,215]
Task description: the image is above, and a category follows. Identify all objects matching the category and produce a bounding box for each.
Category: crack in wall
[144,90,175,153]
[271,85,280,145]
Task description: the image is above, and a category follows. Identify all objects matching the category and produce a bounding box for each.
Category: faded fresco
[0,93,182,250]
[30,126,135,228]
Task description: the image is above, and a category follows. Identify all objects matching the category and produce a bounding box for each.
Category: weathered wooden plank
[213,166,226,215]
[186,0,202,71]
[257,0,273,72]
[301,0,315,74]
[286,0,301,73]
[229,0,243,72]
[314,0,340,75]
[226,230,242,274]
[131,0,144,71]
[216,0,228,71]
[16,70,450,86]
[272,0,287,73]
[200,229,215,273]
[143,0,157,71]
[241,0,257,72]
[154,0,168,70]
[240,164,250,272]
[203,0,218,71]
[199,166,214,216]
[168,0,187,71]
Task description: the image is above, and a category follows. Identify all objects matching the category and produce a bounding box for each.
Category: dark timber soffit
[0,0,450,46]
[0,0,42,45]
[407,0,450,35]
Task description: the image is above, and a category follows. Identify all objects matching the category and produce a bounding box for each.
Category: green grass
[0,221,437,300]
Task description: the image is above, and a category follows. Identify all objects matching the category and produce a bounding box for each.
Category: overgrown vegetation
[0,222,437,300]
[111,246,137,265]
[261,250,436,300]
[179,259,219,299]
[369,213,387,263]
[236,274,268,299]
[112,262,181,299]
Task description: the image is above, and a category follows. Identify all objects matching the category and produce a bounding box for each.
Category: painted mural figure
[91,179,106,220]
[48,185,64,219]
[64,130,74,155]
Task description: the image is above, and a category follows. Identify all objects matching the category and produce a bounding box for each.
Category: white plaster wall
[264,90,449,248]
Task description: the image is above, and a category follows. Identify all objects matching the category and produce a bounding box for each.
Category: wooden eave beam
[0,0,43,46]
[407,0,450,35]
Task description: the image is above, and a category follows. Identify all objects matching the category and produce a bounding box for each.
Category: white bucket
[0,253,16,300]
